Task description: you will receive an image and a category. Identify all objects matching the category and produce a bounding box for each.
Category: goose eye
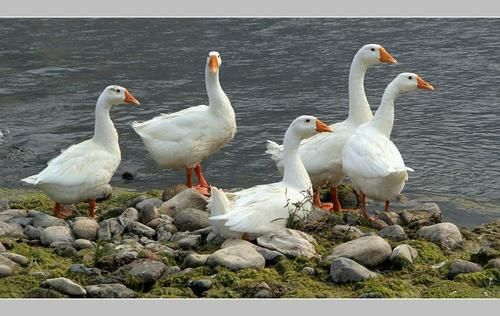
[371,48,375,51]
[116,89,121,93]
[305,119,310,123]
[408,76,413,80]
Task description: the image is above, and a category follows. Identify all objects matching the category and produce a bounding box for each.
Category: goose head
[356,44,398,66]
[206,51,222,74]
[100,85,140,106]
[290,115,333,140]
[391,72,434,94]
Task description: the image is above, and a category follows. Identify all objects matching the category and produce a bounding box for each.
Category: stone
[301,207,330,226]
[173,208,210,232]
[0,209,28,222]
[399,203,442,228]
[378,211,401,226]
[157,225,174,242]
[330,257,378,283]
[144,242,176,257]
[146,218,172,230]
[187,279,213,296]
[24,288,67,298]
[41,277,87,296]
[448,259,483,279]
[332,225,363,240]
[253,282,274,298]
[0,221,25,238]
[125,195,150,208]
[8,216,33,227]
[1,252,29,266]
[0,264,13,278]
[390,244,418,265]
[164,266,182,276]
[370,218,389,230]
[206,245,265,270]
[416,222,463,251]
[1,239,14,249]
[162,184,189,201]
[136,198,162,212]
[85,284,138,298]
[344,212,361,226]
[378,225,408,241]
[58,246,78,258]
[128,221,156,238]
[109,218,126,237]
[69,264,101,276]
[471,247,500,265]
[221,238,284,262]
[0,242,5,252]
[73,239,94,250]
[0,199,9,211]
[301,266,316,276]
[485,258,500,269]
[256,228,317,259]
[176,234,201,249]
[30,212,67,228]
[117,207,139,227]
[72,218,99,241]
[97,219,112,241]
[24,225,44,240]
[40,226,74,246]
[117,259,167,289]
[183,253,210,268]
[329,235,392,267]
[158,189,208,217]
[139,204,160,224]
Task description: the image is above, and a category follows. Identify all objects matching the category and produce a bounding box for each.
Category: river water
[0,18,499,227]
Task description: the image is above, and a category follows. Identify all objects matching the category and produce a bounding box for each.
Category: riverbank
[0,186,498,298]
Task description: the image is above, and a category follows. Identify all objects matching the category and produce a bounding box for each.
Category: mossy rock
[405,240,446,264]
[421,280,492,298]
[355,277,418,298]
[454,269,500,288]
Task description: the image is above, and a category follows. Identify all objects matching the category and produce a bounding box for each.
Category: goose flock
[21,44,434,240]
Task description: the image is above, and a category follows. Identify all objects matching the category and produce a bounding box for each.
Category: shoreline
[0,185,499,298]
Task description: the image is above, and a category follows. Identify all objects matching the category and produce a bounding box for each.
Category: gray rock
[109,218,126,237]
[97,219,112,241]
[378,211,401,226]
[162,184,189,201]
[41,277,87,296]
[0,221,25,238]
[73,239,94,250]
[118,259,167,288]
[144,242,176,257]
[0,264,13,278]
[0,209,28,222]
[40,226,74,246]
[30,212,67,228]
[173,208,210,232]
[1,252,29,266]
[164,266,182,276]
[187,279,213,296]
[332,225,363,240]
[221,239,284,262]
[24,288,67,298]
[0,242,5,252]
[378,225,408,241]
[156,225,175,242]
[370,218,389,230]
[448,259,483,279]
[177,234,201,249]
[0,199,9,211]
[399,203,442,228]
[183,253,210,268]
[146,218,171,230]
[301,266,316,276]
[85,284,138,298]
[136,198,162,212]
[344,212,361,226]
[207,245,265,270]
[7,216,33,227]
[117,207,139,227]
[139,204,160,224]
[301,207,330,226]
[69,264,101,276]
[330,257,378,283]
[139,236,156,245]
[0,255,19,270]
[485,258,500,269]
[49,241,73,250]
[256,228,317,259]
[1,239,14,249]
[329,235,392,267]
[159,189,208,217]
[390,244,418,265]
[72,218,99,241]
[416,222,463,251]
[253,282,273,298]
[58,246,78,258]
[125,195,150,208]
[128,221,156,238]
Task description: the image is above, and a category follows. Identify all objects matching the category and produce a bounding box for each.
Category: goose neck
[347,56,373,124]
[282,129,312,190]
[93,97,119,148]
[370,83,400,138]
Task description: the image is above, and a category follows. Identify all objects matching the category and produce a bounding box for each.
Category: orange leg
[186,167,194,188]
[360,191,373,221]
[193,163,210,196]
[330,187,342,212]
[53,202,72,219]
[313,190,323,208]
[384,200,390,213]
[88,199,96,218]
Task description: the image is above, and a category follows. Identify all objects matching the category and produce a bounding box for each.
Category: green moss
[7,191,54,213]
[144,286,196,298]
[454,269,500,288]
[421,280,491,298]
[355,277,418,298]
[405,240,446,264]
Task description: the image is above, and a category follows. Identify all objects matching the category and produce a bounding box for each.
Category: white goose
[22,85,140,218]
[209,115,332,239]
[266,44,397,211]
[342,72,434,219]
[132,51,236,196]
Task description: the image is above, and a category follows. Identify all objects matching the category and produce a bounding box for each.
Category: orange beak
[316,119,333,132]
[379,47,398,64]
[124,90,140,105]
[208,55,219,73]
[416,77,435,91]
